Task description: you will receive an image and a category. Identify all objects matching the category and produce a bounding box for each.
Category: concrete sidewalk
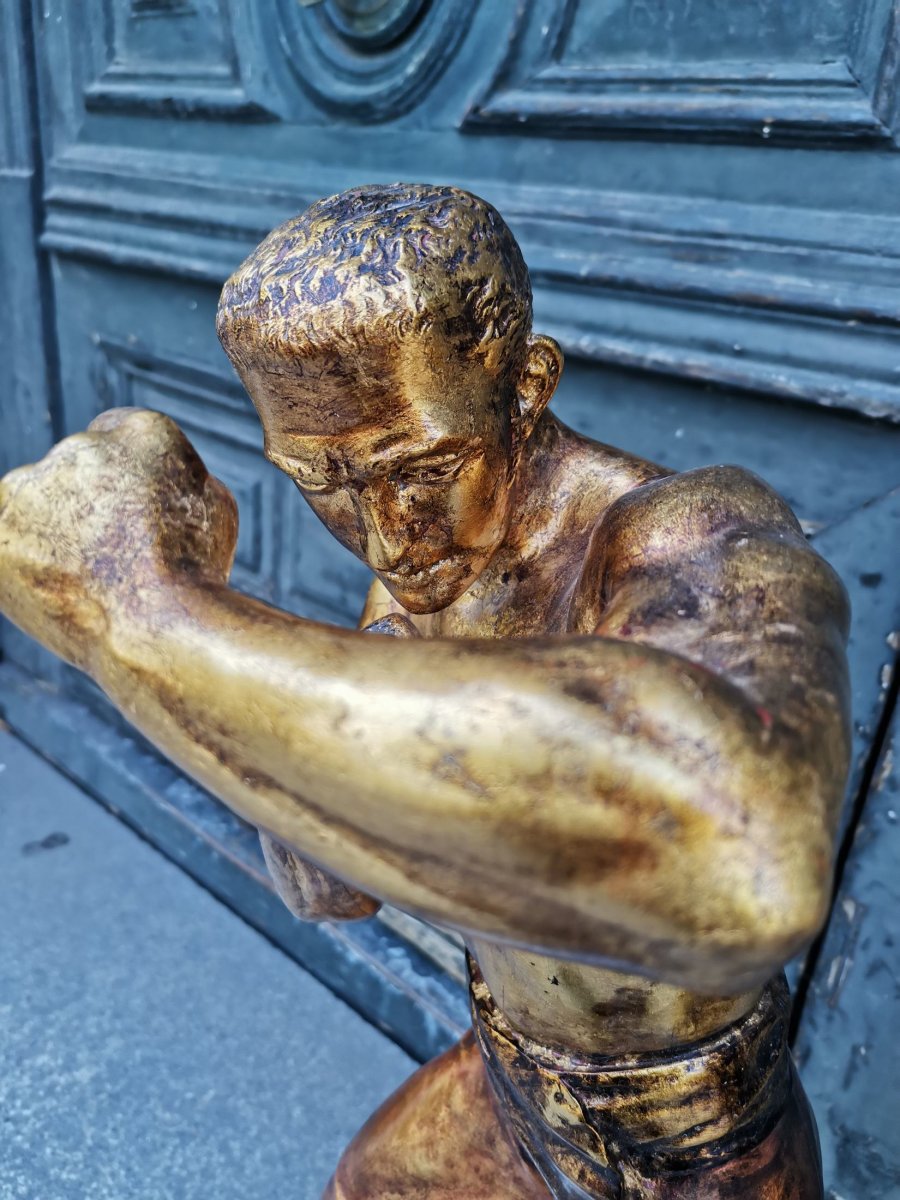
[0,729,414,1200]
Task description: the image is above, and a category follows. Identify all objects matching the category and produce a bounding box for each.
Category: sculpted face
[249,330,521,614]
[218,186,563,611]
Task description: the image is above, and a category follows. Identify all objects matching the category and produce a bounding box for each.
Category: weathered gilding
[0,185,849,1197]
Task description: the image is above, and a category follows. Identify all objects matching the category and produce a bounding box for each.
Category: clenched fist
[0,408,238,672]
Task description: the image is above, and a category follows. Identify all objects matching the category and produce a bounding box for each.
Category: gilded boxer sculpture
[0,184,850,1197]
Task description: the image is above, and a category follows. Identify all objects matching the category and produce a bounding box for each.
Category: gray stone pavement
[0,729,415,1200]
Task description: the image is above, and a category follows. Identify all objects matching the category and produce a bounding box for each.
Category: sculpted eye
[268,448,339,496]
[398,453,469,486]
[294,476,337,496]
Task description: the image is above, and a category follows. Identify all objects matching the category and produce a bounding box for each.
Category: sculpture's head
[217,183,562,613]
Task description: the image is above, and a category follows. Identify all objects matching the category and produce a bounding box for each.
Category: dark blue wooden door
[2,3,899,1194]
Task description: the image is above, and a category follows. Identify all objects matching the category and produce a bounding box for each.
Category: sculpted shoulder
[599,464,804,563]
[570,463,850,643]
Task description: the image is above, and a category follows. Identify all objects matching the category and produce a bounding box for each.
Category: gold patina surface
[0,184,849,1197]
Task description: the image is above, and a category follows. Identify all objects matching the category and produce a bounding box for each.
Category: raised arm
[0,412,849,991]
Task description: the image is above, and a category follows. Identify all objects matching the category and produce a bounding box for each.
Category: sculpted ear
[515,334,563,442]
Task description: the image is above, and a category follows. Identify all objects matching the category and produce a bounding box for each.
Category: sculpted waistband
[470,960,792,1199]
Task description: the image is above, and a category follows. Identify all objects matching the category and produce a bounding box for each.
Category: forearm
[94,578,831,989]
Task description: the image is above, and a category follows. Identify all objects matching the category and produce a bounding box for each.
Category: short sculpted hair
[217,183,533,381]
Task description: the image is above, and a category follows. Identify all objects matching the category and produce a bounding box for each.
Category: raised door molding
[84,0,279,119]
[41,147,900,423]
[32,0,900,422]
[465,0,900,145]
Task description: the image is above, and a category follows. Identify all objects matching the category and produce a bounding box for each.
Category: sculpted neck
[414,412,665,640]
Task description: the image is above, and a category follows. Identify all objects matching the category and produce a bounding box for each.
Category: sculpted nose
[354,488,407,572]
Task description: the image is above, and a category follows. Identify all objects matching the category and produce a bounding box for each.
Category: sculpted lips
[381,554,469,586]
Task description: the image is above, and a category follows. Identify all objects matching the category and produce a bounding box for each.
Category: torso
[361,415,760,1054]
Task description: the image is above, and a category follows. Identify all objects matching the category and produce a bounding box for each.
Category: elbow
[730,839,832,981]
[675,829,833,993]
[715,764,837,981]
[757,871,830,965]
[766,788,835,958]
[678,888,829,996]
